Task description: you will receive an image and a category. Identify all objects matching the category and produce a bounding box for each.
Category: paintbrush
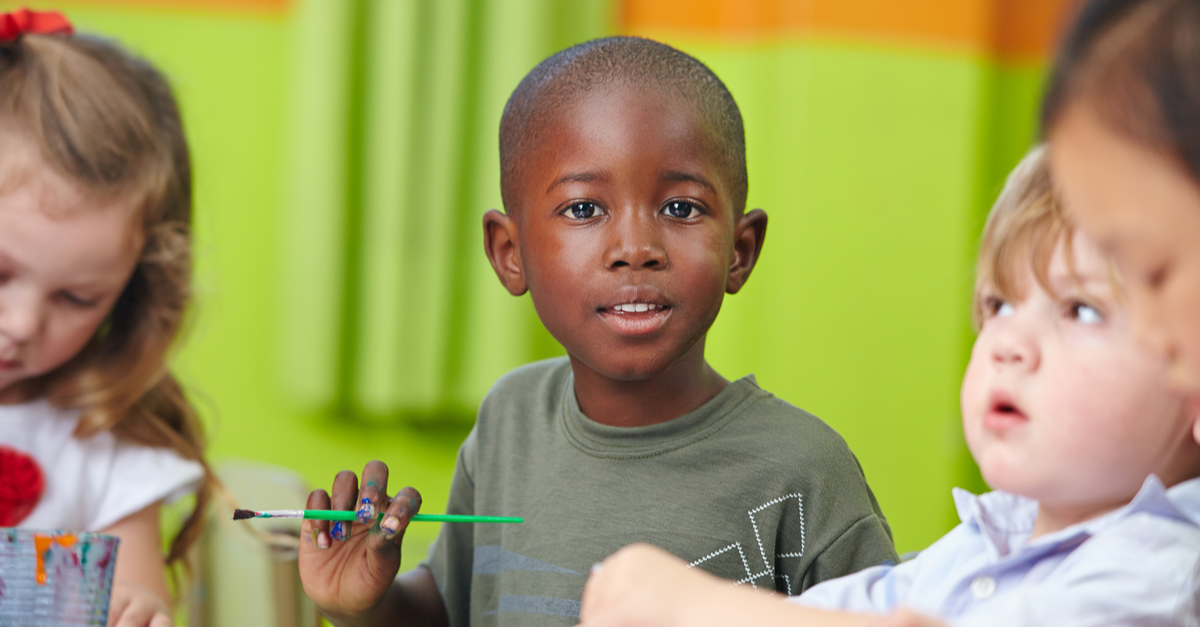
[232,509,522,524]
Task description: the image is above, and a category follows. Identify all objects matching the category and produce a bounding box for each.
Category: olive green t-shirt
[424,358,896,626]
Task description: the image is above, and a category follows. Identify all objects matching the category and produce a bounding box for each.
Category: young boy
[297,37,897,626]
[577,146,1200,626]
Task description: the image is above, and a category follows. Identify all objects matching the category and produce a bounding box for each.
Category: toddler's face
[1052,104,1200,394]
[508,84,743,380]
[0,138,143,402]
[961,232,1198,516]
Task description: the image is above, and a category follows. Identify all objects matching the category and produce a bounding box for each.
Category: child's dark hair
[500,36,747,214]
[1042,0,1200,183]
[0,32,212,574]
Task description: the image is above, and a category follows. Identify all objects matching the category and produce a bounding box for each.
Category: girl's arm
[101,503,174,627]
[579,544,882,627]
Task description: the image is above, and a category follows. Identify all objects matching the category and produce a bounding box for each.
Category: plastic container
[0,529,120,626]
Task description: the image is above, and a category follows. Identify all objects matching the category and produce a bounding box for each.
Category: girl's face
[1051,104,1200,394]
[0,137,143,403]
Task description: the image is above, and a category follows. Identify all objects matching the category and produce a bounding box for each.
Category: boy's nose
[603,215,668,270]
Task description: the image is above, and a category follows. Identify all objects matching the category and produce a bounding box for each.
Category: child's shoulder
[728,378,861,464]
[482,356,573,408]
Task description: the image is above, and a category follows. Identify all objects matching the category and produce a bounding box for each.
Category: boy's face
[1052,104,1200,395]
[489,83,759,381]
[961,231,1200,515]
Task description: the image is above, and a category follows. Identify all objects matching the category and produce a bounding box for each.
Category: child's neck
[1030,499,1129,540]
[569,343,729,428]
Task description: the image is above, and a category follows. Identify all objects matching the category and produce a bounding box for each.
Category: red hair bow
[0,8,74,43]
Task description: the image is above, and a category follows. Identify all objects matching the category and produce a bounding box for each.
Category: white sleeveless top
[0,399,204,531]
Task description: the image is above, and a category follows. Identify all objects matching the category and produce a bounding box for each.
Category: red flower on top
[0,445,45,526]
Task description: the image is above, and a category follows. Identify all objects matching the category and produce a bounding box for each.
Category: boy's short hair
[499,36,747,215]
[973,146,1120,327]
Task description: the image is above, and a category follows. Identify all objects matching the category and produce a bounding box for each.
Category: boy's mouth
[983,390,1029,431]
[597,297,673,336]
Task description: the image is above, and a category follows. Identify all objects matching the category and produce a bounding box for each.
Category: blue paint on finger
[356,497,376,524]
[331,521,350,541]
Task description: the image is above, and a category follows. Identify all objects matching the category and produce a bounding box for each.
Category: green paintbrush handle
[302,510,522,524]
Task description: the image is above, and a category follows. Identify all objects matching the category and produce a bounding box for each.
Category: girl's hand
[579,543,718,627]
[101,504,173,627]
[107,581,173,627]
[297,461,423,621]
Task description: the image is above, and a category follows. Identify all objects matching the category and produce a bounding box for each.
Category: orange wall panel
[57,0,289,15]
[620,0,1075,61]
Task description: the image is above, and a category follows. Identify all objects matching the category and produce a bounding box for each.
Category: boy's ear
[483,209,528,296]
[726,208,768,294]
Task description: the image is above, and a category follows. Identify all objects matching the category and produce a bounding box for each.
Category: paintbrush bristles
[232,508,258,520]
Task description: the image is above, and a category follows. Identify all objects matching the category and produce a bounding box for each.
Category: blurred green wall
[22,0,1045,559]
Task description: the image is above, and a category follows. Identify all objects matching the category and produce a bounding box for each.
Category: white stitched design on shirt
[686,493,807,592]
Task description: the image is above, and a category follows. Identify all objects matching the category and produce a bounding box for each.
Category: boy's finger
[376,486,422,545]
[357,460,390,526]
[330,470,359,541]
[305,489,332,550]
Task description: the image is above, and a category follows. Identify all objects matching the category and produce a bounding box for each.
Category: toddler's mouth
[983,391,1029,431]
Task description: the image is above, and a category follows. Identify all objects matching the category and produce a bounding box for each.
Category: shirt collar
[953,475,1200,558]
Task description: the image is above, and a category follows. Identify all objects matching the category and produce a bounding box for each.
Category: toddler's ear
[1190,396,1200,445]
[483,209,528,296]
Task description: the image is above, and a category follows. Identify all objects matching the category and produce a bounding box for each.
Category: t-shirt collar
[558,372,764,459]
[952,474,1200,559]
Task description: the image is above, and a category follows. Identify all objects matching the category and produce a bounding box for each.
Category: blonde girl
[0,9,214,627]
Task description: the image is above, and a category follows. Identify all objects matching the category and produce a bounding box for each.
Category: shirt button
[970,575,996,599]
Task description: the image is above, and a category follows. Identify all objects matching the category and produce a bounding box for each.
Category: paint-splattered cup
[0,529,120,626]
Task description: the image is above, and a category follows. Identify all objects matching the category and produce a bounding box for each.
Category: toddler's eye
[1068,301,1103,325]
[663,201,699,219]
[984,296,1014,318]
[564,202,601,220]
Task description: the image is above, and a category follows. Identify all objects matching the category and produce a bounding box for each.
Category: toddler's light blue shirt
[790,475,1200,626]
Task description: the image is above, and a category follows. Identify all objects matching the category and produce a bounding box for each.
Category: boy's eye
[662,201,699,219]
[1068,301,1104,325]
[564,202,601,220]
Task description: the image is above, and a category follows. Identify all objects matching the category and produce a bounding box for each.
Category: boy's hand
[107,581,172,627]
[298,461,422,621]
[579,543,716,627]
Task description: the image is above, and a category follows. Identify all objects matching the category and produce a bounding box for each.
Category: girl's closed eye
[662,200,701,219]
[58,291,100,309]
[563,201,603,220]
